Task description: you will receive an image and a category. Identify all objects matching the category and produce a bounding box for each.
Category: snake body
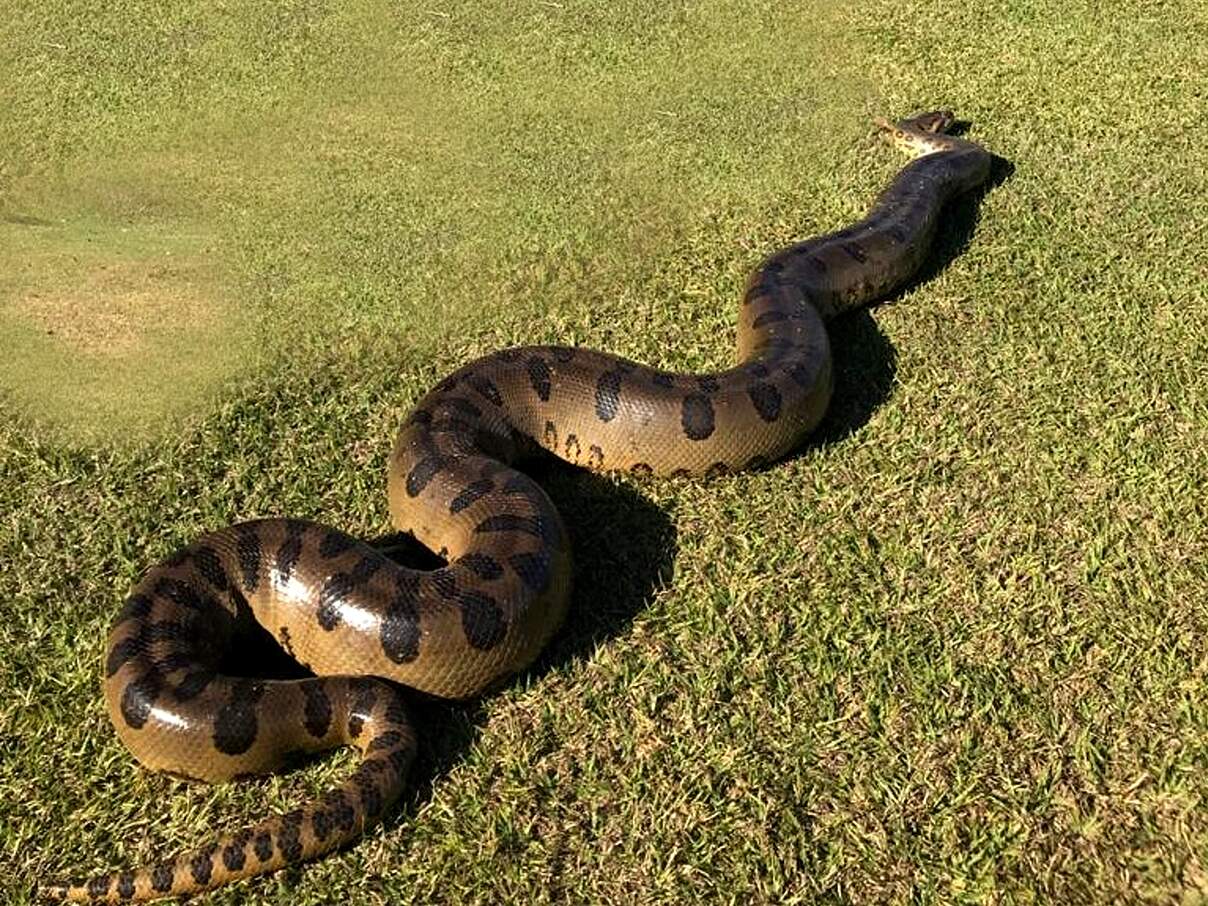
[44,112,991,902]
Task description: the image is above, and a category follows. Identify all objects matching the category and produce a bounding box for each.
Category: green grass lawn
[3,0,1206,902]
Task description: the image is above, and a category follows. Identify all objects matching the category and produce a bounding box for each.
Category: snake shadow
[801,151,1014,451]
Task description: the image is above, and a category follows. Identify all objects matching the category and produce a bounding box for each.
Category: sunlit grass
[2,0,1206,903]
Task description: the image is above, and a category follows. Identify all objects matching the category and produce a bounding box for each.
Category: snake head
[904,109,956,134]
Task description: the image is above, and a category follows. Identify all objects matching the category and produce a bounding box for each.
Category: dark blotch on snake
[192,546,229,591]
[841,242,868,263]
[681,393,716,441]
[151,863,174,893]
[405,456,444,498]
[253,832,273,863]
[450,478,494,514]
[106,637,142,677]
[469,375,503,406]
[117,872,136,899]
[318,530,355,559]
[475,514,542,537]
[222,841,247,873]
[189,847,216,886]
[594,370,623,422]
[278,811,304,862]
[87,877,109,898]
[120,668,164,729]
[788,362,815,388]
[459,590,507,650]
[508,551,550,591]
[748,382,783,422]
[174,670,215,701]
[212,679,265,755]
[275,523,305,585]
[236,525,261,593]
[116,593,153,624]
[460,553,503,580]
[302,682,333,738]
[368,730,404,753]
[752,310,788,328]
[526,357,552,401]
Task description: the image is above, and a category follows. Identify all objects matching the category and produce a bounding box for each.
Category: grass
[2,0,1206,903]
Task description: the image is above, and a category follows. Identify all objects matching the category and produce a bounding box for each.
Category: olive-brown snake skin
[43,111,992,901]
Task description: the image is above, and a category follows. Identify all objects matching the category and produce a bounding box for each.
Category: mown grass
[2,0,1207,903]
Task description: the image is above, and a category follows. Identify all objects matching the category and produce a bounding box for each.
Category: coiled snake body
[44,112,992,901]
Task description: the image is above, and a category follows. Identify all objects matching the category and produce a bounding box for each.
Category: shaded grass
[3,0,1208,904]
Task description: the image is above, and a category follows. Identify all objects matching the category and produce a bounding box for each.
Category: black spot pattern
[153,578,211,613]
[508,551,550,591]
[651,371,675,388]
[87,877,109,898]
[278,811,304,862]
[752,310,787,328]
[120,668,163,729]
[253,832,273,863]
[325,789,358,833]
[116,593,153,624]
[460,552,503,580]
[552,346,576,363]
[106,637,142,677]
[469,374,503,406]
[841,242,867,263]
[151,863,174,893]
[698,376,720,394]
[449,478,494,514]
[117,872,136,898]
[748,382,782,421]
[275,523,305,585]
[595,370,623,422]
[302,682,333,738]
[348,680,378,739]
[630,462,653,476]
[192,546,229,591]
[189,846,216,886]
[319,530,355,558]
[443,397,482,418]
[213,679,265,755]
[381,577,421,664]
[564,434,581,461]
[354,771,384,817]
[459,591,507,650]
[236,525,261,593]
[746,362,771,378]
[311,806,332,843]
[476,514,542,536]
[588,444,604,468]
[222,841,247,872]
[543,420,558,449]
[368,730,404,753]
[406,456,444,498]
[681,393,716,441]
[789,362,815,388]
[175,670,215,701]
[317,557,380,631]
[526,356,552,401]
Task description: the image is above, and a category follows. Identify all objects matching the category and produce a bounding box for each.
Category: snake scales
[43,111,992,901]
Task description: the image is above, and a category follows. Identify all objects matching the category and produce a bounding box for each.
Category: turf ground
[2,0,1206,902]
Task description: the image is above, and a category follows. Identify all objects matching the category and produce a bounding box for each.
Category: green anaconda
[43,111,993,902]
